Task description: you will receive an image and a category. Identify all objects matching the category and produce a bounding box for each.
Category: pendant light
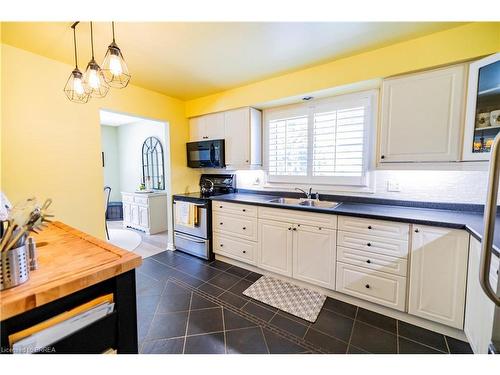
[83,22,109,98]
[63,23,89,103]
[101,22,131,88]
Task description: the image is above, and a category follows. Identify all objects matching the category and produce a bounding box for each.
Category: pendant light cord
[72,27,78,68]
[90,22,95,60]
[112,21,116,43]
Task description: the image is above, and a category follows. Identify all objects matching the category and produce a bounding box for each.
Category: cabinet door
[258,219,293,277]
[293,225,336,289]
[189,116,205,141]
[379,65,465,162]
[408,225,469,328]
[131,204,140,225]
[123,203,131,223]
[204,112,225,140]
[224,108,250,167]
[139,206,149,228]
[464,237,498,353]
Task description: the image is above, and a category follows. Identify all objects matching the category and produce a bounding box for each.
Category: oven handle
[173,201,207,208]
[175,233,207,244]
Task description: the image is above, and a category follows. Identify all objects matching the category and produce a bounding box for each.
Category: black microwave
[186,139,225,168]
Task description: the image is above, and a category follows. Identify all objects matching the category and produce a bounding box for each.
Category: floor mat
[243,275,326,323]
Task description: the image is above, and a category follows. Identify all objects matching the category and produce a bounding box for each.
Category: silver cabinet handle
[481,133,500,306]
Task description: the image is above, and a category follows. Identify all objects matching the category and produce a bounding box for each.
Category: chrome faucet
[295,187,313,199]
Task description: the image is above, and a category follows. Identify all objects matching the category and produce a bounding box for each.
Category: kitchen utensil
[4,226,28,252]
[27,237,38,270]
[0,244,30,290]
[0,220,15,252]
[491,110,500,127]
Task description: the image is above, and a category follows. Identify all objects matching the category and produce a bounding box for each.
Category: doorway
[99,109,171,258]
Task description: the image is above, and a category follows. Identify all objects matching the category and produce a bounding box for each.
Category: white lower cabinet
[292,225,336,289]
[122,192,168,234]
[212,203,475,331]
[258,219,293,277]
[464,237,498,353]
[336,262,407,311]
[408,225,469,329]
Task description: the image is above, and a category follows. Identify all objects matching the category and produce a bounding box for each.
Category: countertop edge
[210,195,500,257]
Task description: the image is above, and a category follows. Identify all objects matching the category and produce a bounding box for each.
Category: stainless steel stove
[172,174,236,260]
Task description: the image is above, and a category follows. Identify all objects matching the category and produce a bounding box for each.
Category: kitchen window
[264,90,377,187]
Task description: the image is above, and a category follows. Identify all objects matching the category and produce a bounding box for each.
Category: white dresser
[121,192,168,234]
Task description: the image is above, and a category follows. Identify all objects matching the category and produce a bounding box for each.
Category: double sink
[266,197,341,209]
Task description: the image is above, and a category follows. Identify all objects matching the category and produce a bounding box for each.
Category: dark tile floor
[136,250,473,354]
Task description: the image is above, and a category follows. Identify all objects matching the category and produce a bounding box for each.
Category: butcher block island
[0,222,142,354]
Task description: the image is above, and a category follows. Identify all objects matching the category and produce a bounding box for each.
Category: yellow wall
[1,44,198,237]
[186,22,500,117]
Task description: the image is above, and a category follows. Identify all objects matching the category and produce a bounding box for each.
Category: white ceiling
[2,22,464,100]
[99,109,164,127]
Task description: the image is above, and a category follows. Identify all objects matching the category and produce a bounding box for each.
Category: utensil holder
[0,245,30,291]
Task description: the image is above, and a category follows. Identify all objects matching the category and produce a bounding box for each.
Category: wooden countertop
[0,222,142,320]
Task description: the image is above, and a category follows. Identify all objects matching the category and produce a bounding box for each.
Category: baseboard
[214,253,467,342]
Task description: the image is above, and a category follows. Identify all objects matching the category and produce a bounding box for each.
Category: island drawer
[212,201,257,218]
[212,212,258,241]
[213,233,257,264]
[337,246,408,277]
[337,231,409,258]
[338,216,409,240]
[336,262,407,311]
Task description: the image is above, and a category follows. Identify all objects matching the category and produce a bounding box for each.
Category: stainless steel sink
[267,197,340,209]
[299,199,341,209]
[267,197,303,205]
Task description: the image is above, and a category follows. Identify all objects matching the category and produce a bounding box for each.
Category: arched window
[142,136,165,190]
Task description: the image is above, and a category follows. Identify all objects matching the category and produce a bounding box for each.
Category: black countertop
[209,192,500,257]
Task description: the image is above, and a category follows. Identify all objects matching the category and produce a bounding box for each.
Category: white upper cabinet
[189,116,204,141]
[189,112,225,141]
[379,65,466,163]
[205,112,225,140]
[188,107,262,168]
[224,107,262,168]
[408,225,469,328]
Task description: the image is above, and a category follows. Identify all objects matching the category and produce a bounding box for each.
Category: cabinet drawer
[122,194,134,203]
[134,196,149,205]
[213,212,257,241]
[337,231,408,258]
[336,262,407,311]
[213,234,256,265]
[337,246,407,277]
[338,216,409,240]
[258,206,337,229]
[212,201,257,218]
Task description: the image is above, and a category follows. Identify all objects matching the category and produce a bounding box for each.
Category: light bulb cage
[83,58,110,98]
[64,68,89,104]
[64,22,90,104]
[102,22,131,88]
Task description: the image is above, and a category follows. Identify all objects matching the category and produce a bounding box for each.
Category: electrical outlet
[387,180,401,192]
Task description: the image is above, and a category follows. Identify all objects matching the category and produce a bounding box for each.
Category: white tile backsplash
[234,169,490,204]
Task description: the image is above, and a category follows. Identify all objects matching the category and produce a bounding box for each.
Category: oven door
[173,201,208,239]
